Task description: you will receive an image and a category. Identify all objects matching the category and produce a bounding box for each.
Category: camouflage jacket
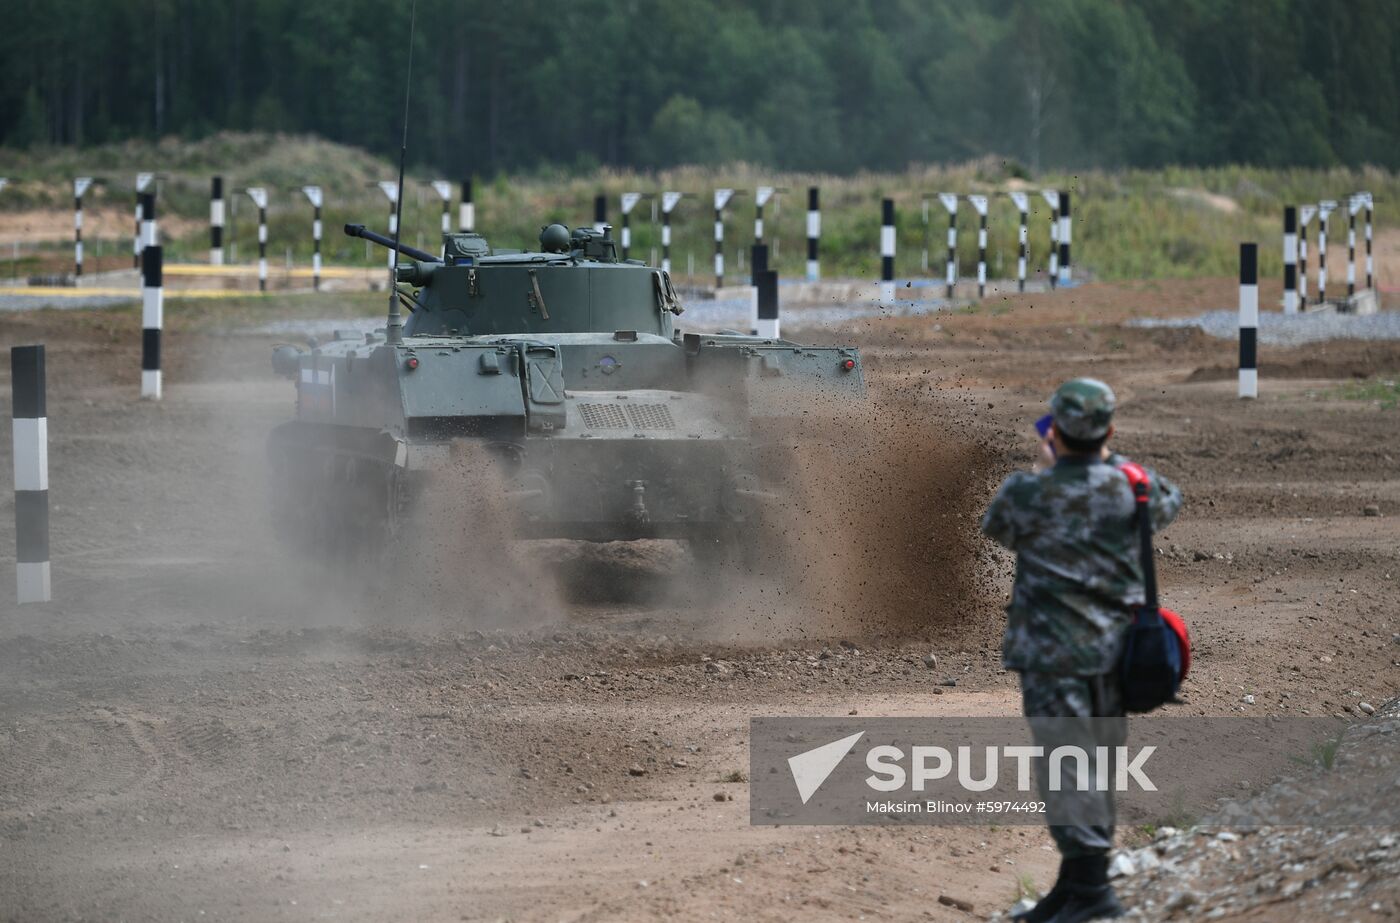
[981,453,1183,676]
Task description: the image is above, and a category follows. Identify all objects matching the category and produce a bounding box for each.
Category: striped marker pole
[142,245,163,400]
[880,198,896,303]
[1317,200,1336,303]
[661,191,681,274]
[133,172,153,268]
[431,180,453,238]
[302,186,323,291]
[1283,206,1298,314]
[1298,204,1315,309]
[210,176,225,265]
[749,242,767,331]
[139,191,158,254]
[246,188,269,292]
[806,186,820,281]
[967,194,989,298]
[1008,192,1029,292]
[921,197,930,273]
[1042,190,1060,289]
[1366,196,1377,292]
[1347,195,1362,298]
[12,345,50,603]
[593,195,607,233]
[1057,190,1072,286]
[939,193,958,298]
[1239,242,1258,399]
[73,177,93,280]
[377,181,399,271]
[620,192,641,260]
[459,179,475,232]
[714,188,734,288]
[754,186,774,244]
[1365,194,1374,290]
[755,267,779,340]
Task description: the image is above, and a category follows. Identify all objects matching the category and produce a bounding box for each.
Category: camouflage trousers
[1019,670,1126,858]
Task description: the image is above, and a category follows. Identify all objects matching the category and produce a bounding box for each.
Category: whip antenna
[385,0,417,345]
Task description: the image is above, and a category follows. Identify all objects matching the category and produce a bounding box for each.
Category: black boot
[1047,855,1123,923]
[1010,858,1069,921]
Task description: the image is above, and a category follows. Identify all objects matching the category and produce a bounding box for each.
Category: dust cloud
[682,389,1001,644]
[163,340,1000,649]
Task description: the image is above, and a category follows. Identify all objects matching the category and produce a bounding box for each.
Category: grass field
[2,133,1395,285]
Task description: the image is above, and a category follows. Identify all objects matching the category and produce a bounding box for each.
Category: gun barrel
[343,223,442,263]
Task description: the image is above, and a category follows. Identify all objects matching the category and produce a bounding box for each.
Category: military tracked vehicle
[268,221,864,565]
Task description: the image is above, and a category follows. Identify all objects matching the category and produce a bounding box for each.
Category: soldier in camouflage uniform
[981,379,1182,923]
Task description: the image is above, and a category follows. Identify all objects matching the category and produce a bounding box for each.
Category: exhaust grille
[625,403,676,430]
[578,403,629,428]
[577,401,677,430]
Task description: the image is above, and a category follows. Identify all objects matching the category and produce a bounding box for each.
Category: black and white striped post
[749,241,768,333]
[755,266,780,340]
[939,193,958,298]
[1317,199,1336,303]
[1008,192,1030,292]
[661,191,682,274]
[246,187,269,292]
[139,191,158,255]
[210,176,226,265]
[1239,242,1258,399]
[1299,204,1316,309]
[1042,189,1060,289]
[967,194,989,298]
[1347,194,1362,298]
[302,185,323,291]
[1365,193,1374,290]
[377,181,399,271]
[806,186,820,281]
[12,344,50,604]
[1345,195,1358,297]
[142,245,163,400]
[1057,190,1072,286]
[620,192,642,260]
[73,176,93,280]
[459,179,475,233]
[431,180,453,240]
[920,196,931,273]
[714,188,734,288]
[133,172,153,268]
[593,195,607,234]
[754,186,775,243]
[1283,206,1298,314]
[880,197,896,303]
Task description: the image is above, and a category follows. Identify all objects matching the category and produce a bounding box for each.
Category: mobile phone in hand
[1035,414,1056,462]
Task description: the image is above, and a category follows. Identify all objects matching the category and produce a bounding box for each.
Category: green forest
[3,0,1399,174]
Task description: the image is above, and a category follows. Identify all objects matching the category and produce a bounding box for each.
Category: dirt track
[2,279,1400,921]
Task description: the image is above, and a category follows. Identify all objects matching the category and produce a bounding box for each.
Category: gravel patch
[0,292,137,311]
[1130,309,1400,345]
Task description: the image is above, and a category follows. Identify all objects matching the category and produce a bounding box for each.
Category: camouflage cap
[1050,378,1116,440]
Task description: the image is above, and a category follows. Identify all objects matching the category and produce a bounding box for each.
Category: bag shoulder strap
[1117,462,1159,610]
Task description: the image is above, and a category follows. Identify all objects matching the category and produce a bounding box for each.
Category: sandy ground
[1,278,1399,921]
